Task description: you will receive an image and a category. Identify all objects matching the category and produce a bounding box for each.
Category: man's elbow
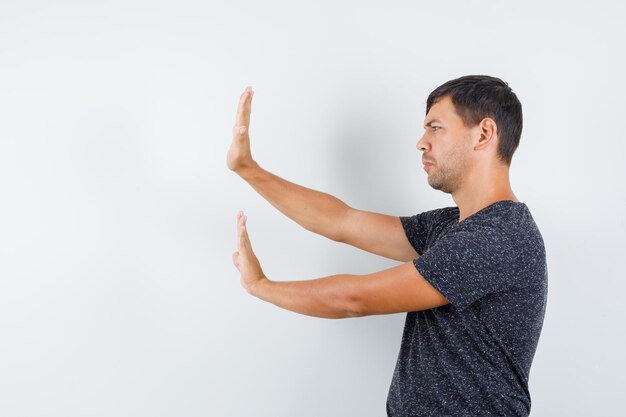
[344,305,364,318]
[328,274,366,319]
[344,287,365,318]
[326,296,362,319]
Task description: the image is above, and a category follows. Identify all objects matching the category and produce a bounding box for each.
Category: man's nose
[416,134,429,152]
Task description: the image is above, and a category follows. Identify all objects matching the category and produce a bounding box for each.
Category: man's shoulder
[401,206,457,228]
[463,202,547,276]
[419,205,459,223]
[448,202,546,257]
[459,201,539,233]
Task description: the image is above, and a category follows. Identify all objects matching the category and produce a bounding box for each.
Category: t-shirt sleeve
[412,224,523,311]
[399,209,442,256]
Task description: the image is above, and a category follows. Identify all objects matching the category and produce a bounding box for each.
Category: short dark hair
[426,75,523,166]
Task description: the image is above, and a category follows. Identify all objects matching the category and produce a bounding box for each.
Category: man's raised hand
[232,211,267,295]
[227,86,255,173]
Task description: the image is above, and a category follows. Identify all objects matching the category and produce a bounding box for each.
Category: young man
[228,75,548,417]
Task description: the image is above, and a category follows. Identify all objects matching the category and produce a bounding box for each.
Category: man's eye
[432,126,441,131]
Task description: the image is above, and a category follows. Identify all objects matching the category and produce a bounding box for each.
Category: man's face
[416,95,475,194]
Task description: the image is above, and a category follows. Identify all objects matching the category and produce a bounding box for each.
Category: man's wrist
[236,160,260,182]
[249,276,270,297]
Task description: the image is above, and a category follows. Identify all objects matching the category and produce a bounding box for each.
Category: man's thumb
[232,251,240,269]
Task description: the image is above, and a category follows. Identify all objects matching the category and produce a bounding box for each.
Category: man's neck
[452,164,518,222]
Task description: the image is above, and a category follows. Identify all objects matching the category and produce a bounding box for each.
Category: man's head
[417,75,523,194]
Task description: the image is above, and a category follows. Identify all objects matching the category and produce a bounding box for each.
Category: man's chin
[428,178,452,194]
[427,177,440,190]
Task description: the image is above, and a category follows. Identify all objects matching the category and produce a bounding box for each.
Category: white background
[1,1,624,416]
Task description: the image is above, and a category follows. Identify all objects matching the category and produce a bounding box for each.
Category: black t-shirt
[386,200,548,417]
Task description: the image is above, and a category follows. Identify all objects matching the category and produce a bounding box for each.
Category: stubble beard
[427,149,469,194]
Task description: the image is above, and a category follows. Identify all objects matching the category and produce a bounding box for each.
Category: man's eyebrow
[424,119,443,127]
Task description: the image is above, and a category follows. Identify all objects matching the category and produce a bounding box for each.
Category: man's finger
[235,86,254,131]
[238,228,244,251]
[239,217,250,250]
[238,220,248,249]
[235,211,242,243]
[241,222,248,242]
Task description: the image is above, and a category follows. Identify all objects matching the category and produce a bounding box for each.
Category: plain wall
[1,0,624,415]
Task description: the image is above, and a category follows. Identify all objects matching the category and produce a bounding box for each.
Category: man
[227,75,548,417]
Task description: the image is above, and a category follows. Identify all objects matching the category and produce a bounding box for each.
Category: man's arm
[337,210,419,262]
[236,161,350,242]
[238,163,418,262]
[250,261,448,319]
[227,87,418,262]
[249,274,359,319]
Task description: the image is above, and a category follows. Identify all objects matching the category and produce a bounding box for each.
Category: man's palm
[227,86,255,172]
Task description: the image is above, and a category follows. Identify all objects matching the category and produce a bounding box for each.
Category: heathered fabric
[387,200,548,417]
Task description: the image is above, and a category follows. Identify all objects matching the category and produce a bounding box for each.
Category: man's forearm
[250,274,362,319]
[237,161,351,242]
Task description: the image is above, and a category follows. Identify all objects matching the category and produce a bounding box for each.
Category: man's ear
[474,118,497,151]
